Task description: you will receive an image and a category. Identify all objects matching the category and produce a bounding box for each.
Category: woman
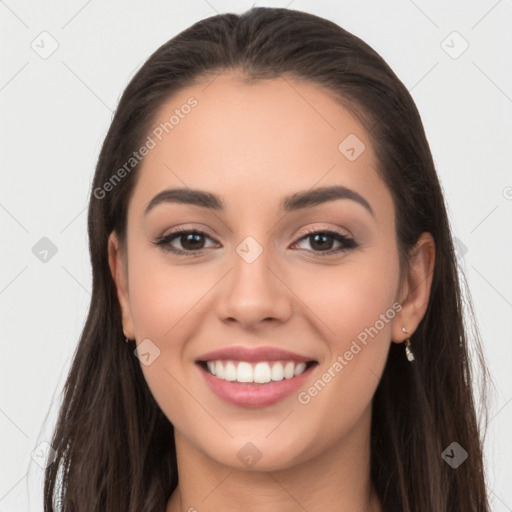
[43,6,490,511]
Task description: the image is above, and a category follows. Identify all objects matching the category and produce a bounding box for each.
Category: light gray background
[1,0,511,510]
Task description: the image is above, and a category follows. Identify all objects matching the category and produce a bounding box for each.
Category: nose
[215,241,293,329]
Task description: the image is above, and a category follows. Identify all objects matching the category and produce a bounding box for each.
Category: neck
[166,404,382,512]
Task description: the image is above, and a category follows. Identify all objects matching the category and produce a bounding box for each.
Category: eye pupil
[182,233,204,250]
[310,234,333,251]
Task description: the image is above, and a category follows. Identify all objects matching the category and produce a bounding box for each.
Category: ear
[108,231,135,340]
[392,232,435,343]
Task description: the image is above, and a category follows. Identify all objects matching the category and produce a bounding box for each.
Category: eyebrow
[143,185,374,217]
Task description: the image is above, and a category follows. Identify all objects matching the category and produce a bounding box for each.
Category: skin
[108,71,435,512]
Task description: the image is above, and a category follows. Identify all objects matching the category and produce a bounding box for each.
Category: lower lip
[197,362,317,408]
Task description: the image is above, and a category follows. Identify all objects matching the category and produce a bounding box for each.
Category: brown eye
[293,229,357,257]
[154,229,217,256]
[177,232,206,250]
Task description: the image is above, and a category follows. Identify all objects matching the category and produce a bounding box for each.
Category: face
[109,72,409,472]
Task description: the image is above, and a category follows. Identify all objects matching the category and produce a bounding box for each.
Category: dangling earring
[125,337,130,344]
[402,327,415,362]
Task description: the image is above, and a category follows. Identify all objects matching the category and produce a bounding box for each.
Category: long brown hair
[43,7,491,511]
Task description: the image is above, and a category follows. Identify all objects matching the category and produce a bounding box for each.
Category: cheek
[127,246,210,340]
[124,248,216,423]
[290,260,399,449]
[292,249,400,350]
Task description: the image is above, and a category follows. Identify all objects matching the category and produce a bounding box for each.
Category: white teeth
[224,361,237,381]
[294,362,306,376]
[215,360,225,379]
[236,362,253,383]
[207,361,216,376]
[270,362,284,381]
[253,362,271,383]
[284,361,295,379]
[204,360,311,383]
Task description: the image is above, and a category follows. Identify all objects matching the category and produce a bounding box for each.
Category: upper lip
[196,346,317,363]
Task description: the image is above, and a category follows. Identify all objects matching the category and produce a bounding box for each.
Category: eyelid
[294,224,353,241]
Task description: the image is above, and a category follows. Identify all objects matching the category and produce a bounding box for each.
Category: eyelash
[153,226,357,258]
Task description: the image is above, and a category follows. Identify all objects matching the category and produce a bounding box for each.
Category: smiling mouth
[197,359,318,385]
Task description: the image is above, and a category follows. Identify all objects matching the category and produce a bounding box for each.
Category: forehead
[131,72,389,216]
